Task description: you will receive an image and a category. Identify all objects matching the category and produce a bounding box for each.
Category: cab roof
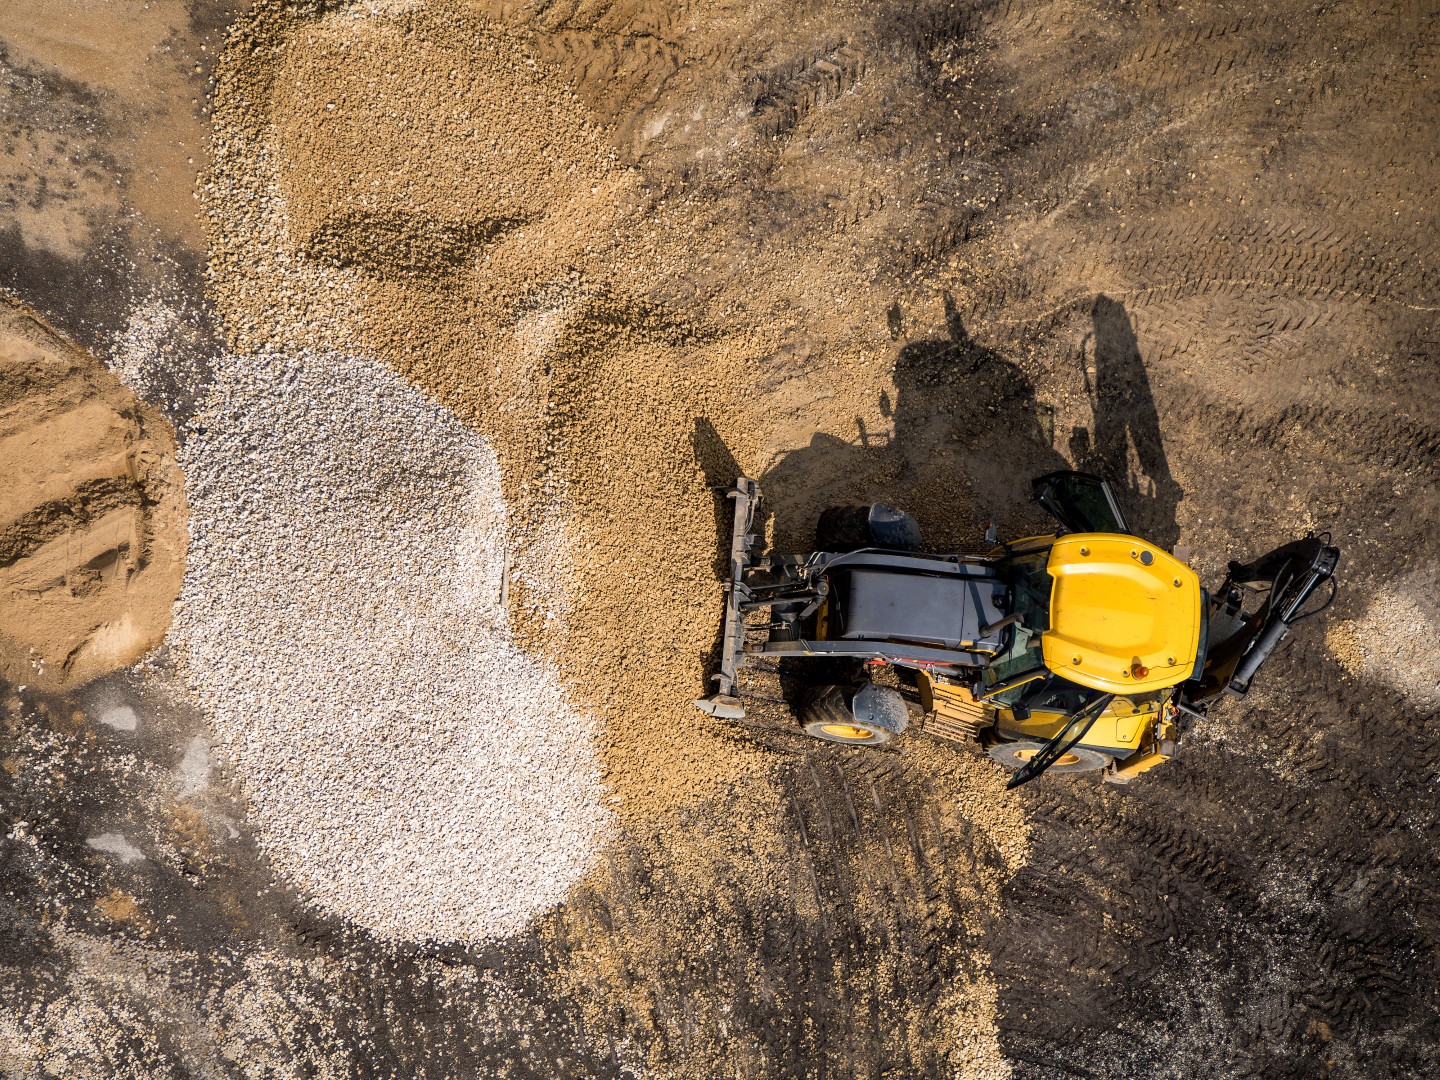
[1041,533,1202,694]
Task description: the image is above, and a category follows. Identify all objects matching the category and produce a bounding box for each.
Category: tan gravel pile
[202,12,1032,1048]
[207,1,777,827]
[113,9,642,942]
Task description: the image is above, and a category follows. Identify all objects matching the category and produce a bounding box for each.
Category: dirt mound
[206,0,1041,834]
[0,298,186,689]
[209,1,774,827]
[200,4,1026,1067]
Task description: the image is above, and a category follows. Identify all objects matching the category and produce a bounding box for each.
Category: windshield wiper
[1005,693,1116,790]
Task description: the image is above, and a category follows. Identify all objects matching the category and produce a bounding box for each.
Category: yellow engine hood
[1042,533,1202,694]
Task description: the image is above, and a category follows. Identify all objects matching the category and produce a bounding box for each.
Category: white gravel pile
[103,13,614,944]
[165,343,609,942]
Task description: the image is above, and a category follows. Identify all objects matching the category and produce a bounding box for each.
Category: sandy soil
[0,299,186,690]
[2,0,1438,1077]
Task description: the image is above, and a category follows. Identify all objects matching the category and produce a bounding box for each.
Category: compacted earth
[1,0,1437,1077]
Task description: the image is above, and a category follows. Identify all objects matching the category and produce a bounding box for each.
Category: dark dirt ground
[2,0,1439,1077]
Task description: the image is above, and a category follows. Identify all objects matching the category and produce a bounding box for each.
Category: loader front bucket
[694,477,761,720]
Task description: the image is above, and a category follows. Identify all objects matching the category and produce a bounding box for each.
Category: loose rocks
[167,343,609,942]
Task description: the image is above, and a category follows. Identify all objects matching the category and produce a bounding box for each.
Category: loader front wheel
[987,739,1110,773]
[801,684,909,746]
[816,504,922,552]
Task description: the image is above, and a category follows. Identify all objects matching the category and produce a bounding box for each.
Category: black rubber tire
[815,506,878,552]
[800,684,909,746]
[814,504,922,552]
[987,738,1111,773]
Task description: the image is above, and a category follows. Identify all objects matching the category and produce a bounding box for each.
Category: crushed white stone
[160,343,609,943]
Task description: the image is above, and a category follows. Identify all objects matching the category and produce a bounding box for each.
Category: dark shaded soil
[2,0,1437,1077]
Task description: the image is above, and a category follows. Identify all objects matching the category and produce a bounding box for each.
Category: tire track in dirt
[7,0,1440,1074]
[515,720,1024,1078]
[947,0,1440,1072]
[750,44,869,139]
[1097,217,1438,309]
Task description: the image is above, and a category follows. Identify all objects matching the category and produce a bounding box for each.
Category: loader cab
[1014,471,1205,693]
[968,538,1199,764]
[978,498,1205,753]
[983,532,1203,693]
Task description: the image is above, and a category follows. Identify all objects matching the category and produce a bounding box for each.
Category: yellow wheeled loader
[696,472,1339,787]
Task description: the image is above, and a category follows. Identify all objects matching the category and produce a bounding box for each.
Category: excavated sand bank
[0,299,186,690]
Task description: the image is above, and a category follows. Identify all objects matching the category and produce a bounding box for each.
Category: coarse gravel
[182,0,1033,972]
[160,341,610,942]
[203,5,785,832]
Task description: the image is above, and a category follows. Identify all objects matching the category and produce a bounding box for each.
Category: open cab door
[1032,471,1131,535]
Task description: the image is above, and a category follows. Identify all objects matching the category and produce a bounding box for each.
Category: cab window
[1009,551,1052,635]
[984,550,1053,682]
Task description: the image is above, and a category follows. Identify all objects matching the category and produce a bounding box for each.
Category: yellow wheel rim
[820,723,875,740]
[1015,747,1082,767]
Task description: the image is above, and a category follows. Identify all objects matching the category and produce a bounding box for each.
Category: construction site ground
[1,0,1438,1076]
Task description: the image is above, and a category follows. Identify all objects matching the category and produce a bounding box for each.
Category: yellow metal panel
[995,703,1156,753]
[1104,748,1173,784]
[1042,533,1201,694]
